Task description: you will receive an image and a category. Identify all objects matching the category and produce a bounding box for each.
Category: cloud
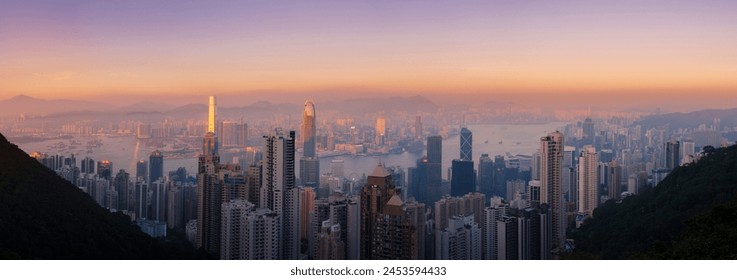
[33,71,78,81]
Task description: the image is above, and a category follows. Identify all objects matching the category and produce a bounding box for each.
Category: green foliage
[0,133,211,259]
[570,144,737,259]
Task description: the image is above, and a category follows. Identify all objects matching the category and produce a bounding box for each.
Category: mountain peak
[7,94,39,102]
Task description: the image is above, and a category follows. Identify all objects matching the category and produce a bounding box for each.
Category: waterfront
[18,122,568,181]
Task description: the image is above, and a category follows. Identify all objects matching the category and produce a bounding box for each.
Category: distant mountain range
[0,95,111,117]
[1,94,439,120]
[0,133,209,259]
[635,108,737,129]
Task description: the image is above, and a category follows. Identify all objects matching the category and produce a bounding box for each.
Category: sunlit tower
[197,95,222,255]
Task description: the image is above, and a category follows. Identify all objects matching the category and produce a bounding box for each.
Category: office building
[97,160,113,180]
[197,95,223,255]
[149,150,164,184]
[477,154,493,198]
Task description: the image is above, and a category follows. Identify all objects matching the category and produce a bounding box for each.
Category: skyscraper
[607,160,622,200]
[299,187,316,254]
[300,101,320,191]
[97,160,112,180]
[300,158,320,189]
[460,127,472,161]
[577,146,598,217]
[375,117,386,146]
[360,164,424,260]
[582,117,594,146]
[426,135,443,205]
[208,96,217,135]
[81,157,95,174]
[302,100,317,158]
[262,129,299,260]
[477,154,494,198]
[451,160,475,197]
[665,140,681,170]
[149,150,164,184]
[113,169,130,211]
[540,131,564,252]
[220,199,254,260]
[197,95,222,255]
[136,160,148,182]
[436,214,481,260]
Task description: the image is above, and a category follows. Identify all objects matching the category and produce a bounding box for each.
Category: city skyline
[1,1,736,103]
[4,1,737,264]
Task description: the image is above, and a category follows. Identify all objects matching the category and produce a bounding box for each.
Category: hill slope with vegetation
[0,133,207,259]
[570,144,737,259]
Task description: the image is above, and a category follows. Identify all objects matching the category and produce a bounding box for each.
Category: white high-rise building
[221,199,254,260]
[436,214,481,260]
[262,129,299,259]
[577,146,599,217]
[484,198,508,260]
[243,208,281,260]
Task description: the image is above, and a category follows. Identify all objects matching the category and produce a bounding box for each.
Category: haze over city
[3,0,737,266]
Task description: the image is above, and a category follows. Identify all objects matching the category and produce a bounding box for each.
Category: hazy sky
[2,0,736,100]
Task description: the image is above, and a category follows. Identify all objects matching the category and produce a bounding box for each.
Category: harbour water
[18,122,568,181]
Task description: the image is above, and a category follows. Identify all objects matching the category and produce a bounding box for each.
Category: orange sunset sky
[1,1,736,101]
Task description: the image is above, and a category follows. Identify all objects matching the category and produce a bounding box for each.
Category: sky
[1,0,736,102]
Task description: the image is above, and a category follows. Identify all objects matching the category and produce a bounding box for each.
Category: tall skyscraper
[97,160,112,180]
[460,127,472,161]
[607,160,622,200]
[149,150,164,184]
[665,140,681,170]
[300,158,320,189]
[167,185,184,229]
[113,169,130,211]
[477,154,494,198]
[360,164,424,260]
[221,199,281,260]
[197,95,222,255]
[133,179,148,220]
[300,101,320,191]
[299,187,316,254]
[221,199,254,260]
[375,117,386,146]
[436,214,481,260]
[451,160,475,197]
[484,199,508,260]
[577,146,598,217]
[136,160,148,182]
[81,157,95,174]
[208,96,217,135]
[302,100,317,158]
[582,117,594,146]
[149,179,167,222]
[262,129,299,260]
[540,131,565,252]
[426,135,443,205]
